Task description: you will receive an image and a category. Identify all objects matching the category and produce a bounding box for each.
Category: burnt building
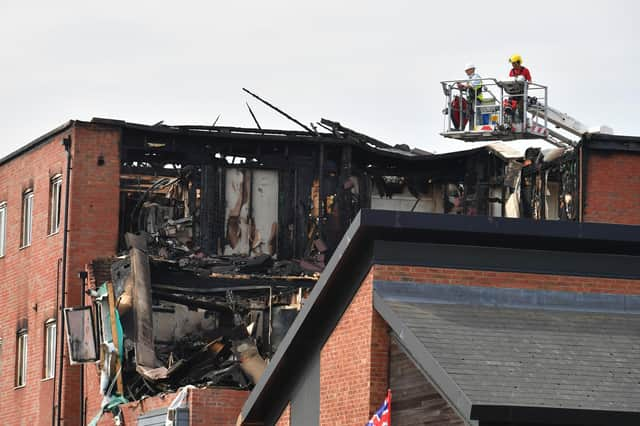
[0,117,638,425]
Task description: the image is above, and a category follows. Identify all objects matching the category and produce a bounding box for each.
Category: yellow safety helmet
[509,54,522,64]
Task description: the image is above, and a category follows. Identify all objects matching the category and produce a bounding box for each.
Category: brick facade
[584,150,640,225]
[0,132,68,425]
[189,387,249,426]
[318,268,389,425]
[0,122,121,425]
[94,387,248,426]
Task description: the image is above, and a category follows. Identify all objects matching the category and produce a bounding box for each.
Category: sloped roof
[374,282,640,425]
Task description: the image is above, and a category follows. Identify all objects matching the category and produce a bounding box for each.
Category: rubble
[114,239,307,401]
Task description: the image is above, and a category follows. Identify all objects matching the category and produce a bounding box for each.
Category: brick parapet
[373,265,640,294]
[584,150,640,225]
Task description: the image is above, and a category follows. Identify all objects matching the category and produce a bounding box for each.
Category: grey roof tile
[384,299,640,412]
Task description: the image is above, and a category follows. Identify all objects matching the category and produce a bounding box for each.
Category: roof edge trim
[0,120,74,166]
[471,404,640,425]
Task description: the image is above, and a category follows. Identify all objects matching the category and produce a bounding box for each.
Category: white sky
[1,0,638,158]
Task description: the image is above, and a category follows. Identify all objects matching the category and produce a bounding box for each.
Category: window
[16,330,27,387]
[49,176,62,235]
[44,320,56,379]
[64,307,98,364]
[21,190,33,247]
[0,202,6,257]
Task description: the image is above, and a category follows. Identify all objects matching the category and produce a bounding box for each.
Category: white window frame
[16,330,27,387]
[49,176,62,235]
[44,320,56,379]
[21,190,34,248]
[0,202,6,257]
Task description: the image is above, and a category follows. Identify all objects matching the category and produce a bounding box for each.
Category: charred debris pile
[87,232,314,403]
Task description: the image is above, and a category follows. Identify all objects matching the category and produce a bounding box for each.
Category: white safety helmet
[465,63,475,71]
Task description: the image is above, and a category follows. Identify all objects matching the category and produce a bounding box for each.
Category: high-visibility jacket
[468,72,483,101]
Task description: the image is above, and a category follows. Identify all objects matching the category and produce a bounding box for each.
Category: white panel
[251,170,278,256]
[546,181,560,221]
[224,169,279,257]
[490,187,503,217]
[371,186,437,213]
[224,169,251,255]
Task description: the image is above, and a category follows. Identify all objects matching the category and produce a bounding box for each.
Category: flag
[366,389,391,426]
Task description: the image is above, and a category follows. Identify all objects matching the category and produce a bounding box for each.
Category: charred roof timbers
[242,88,316,136]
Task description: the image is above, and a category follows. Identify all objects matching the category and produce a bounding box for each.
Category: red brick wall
[0,122,122,426]
[0,132,68,426]
[64,123,121,425]
[319,268,389,426]
[374,265,640,294]
[584,150,640,225]
[189,387,249,426]
[95,387,248,426]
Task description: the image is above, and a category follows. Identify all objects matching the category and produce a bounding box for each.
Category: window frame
[0,202,6,257]
[15,330,28,388]
[43,320,56,380]
[63,306,98,364]
[49,176,62,235]
[21,190,34,248]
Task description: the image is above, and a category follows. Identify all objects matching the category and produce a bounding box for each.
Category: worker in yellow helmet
[509,54,532,82]
[504,55,533,125]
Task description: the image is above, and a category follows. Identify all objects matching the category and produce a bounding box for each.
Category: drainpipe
[56,135,72,426]
[78,271,88,426]
[50,259,62,426]
[579,144,585,222]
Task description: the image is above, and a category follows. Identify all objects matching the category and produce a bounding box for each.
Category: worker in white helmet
[458,63,483,129]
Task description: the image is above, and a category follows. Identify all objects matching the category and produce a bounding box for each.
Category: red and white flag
[366,389,391,426]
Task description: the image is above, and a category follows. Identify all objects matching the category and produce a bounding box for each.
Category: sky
[1,0,638,158]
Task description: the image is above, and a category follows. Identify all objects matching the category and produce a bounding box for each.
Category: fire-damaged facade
[0,116,638,425]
